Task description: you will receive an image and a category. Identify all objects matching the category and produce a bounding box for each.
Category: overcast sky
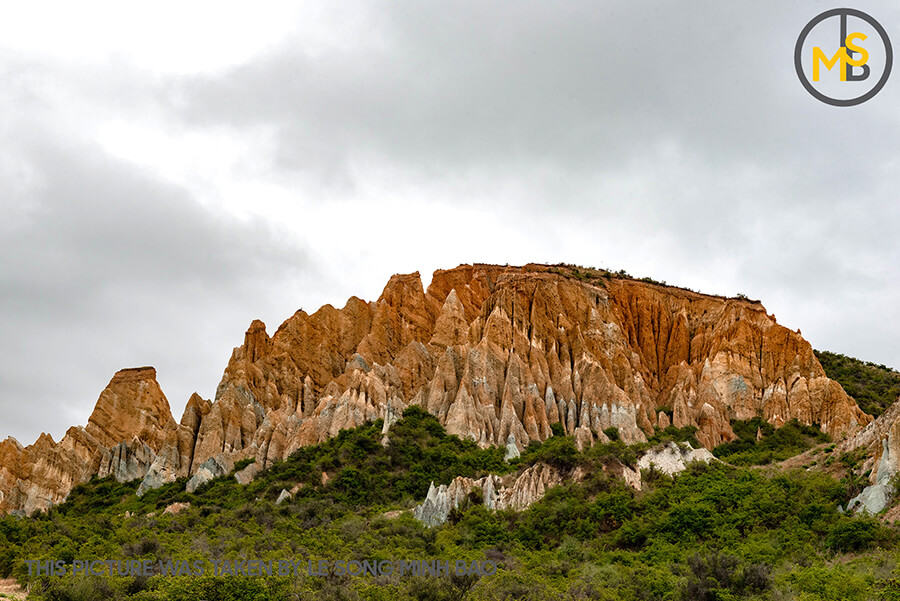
[2,1,899,446]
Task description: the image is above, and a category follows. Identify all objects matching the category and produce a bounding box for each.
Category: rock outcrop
[0,264,873,514]
[413,463,571,526]
[845,438,895,515]
[839,396,900,514]
[187,264,866,469]
[162,501,190,515]
[185,456,233,494]
[0,368,175,515]
[136,393,211,496]
[637,441,717,478]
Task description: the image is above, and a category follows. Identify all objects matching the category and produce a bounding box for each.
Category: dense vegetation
[2,407,900,600]
[816,350,900,418]
[712,417,831,466]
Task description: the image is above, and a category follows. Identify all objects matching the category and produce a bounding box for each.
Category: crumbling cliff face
[838,396,900,514]
[0,264,872,514]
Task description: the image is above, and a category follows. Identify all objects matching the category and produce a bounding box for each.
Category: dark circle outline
[794,8,893,106]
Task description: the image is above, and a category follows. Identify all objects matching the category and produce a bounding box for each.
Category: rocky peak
[0,366,180,514]
[31,433,56,452]
[108,366,158,383]
[194,264,870,461]
[85,367,174,451]
[0,263,875,516]
[180,393,212,430]
[241,320,271,363]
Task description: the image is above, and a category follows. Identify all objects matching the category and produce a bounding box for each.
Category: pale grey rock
[413,482,452,527]
[234,462,260,485]
[97,439,155,483]
[380,398,405,447]
[504,433,520,461]
[566,400,577,436]
[136,468,167,498]
[482,475,498,510]
[637,441,715,476]
[185,457,230,493]
[381,398,404,433]
[275,489,292,505]
[137,441,180,497]
[847,437,896,515]
[846,484,893,516]
[413,463,570,527]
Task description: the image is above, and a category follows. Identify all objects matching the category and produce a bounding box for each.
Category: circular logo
[794,8,892,106]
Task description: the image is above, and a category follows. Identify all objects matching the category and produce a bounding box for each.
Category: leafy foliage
[712,418,830,465]
[816,349,900,418]
[1,407,898,600]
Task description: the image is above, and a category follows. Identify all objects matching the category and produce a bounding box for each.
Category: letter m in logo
[812,12,870,82]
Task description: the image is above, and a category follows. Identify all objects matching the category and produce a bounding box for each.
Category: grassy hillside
[2,408,899,601]
[816,350,900,418]
[712,418,831,466]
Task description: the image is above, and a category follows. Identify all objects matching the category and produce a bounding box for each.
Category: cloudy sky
[2,1,899,445]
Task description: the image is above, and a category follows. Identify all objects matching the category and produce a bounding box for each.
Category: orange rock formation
[0,264,872,514]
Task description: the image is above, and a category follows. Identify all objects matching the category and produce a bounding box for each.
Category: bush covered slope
[816,350,900,418]
[712,418,831,466]
[2,407,900,601]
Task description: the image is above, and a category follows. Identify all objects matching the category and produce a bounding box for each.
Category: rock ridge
[0,263,872,514]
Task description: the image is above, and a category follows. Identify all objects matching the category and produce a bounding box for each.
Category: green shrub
[7,395,900,601]
[826,517,878,552]
[517,435,579,470]
[231,458,255,472]
[155,575,287,601]
[784,564,873,601]
[680,551,771,601]
[648,425,700,448]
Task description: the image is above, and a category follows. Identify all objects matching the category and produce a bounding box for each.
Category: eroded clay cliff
[0,264,873,514]
[0,367,175,514]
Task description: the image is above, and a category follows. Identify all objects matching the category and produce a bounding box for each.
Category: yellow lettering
[845,32,869,66]
[813,46,847,81]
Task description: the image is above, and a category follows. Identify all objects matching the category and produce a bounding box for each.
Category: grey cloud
[165,1,900,370]
[2,1,899,445]
[173,3,898,173]
[0,129,320,445]
[169,0,900,261]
